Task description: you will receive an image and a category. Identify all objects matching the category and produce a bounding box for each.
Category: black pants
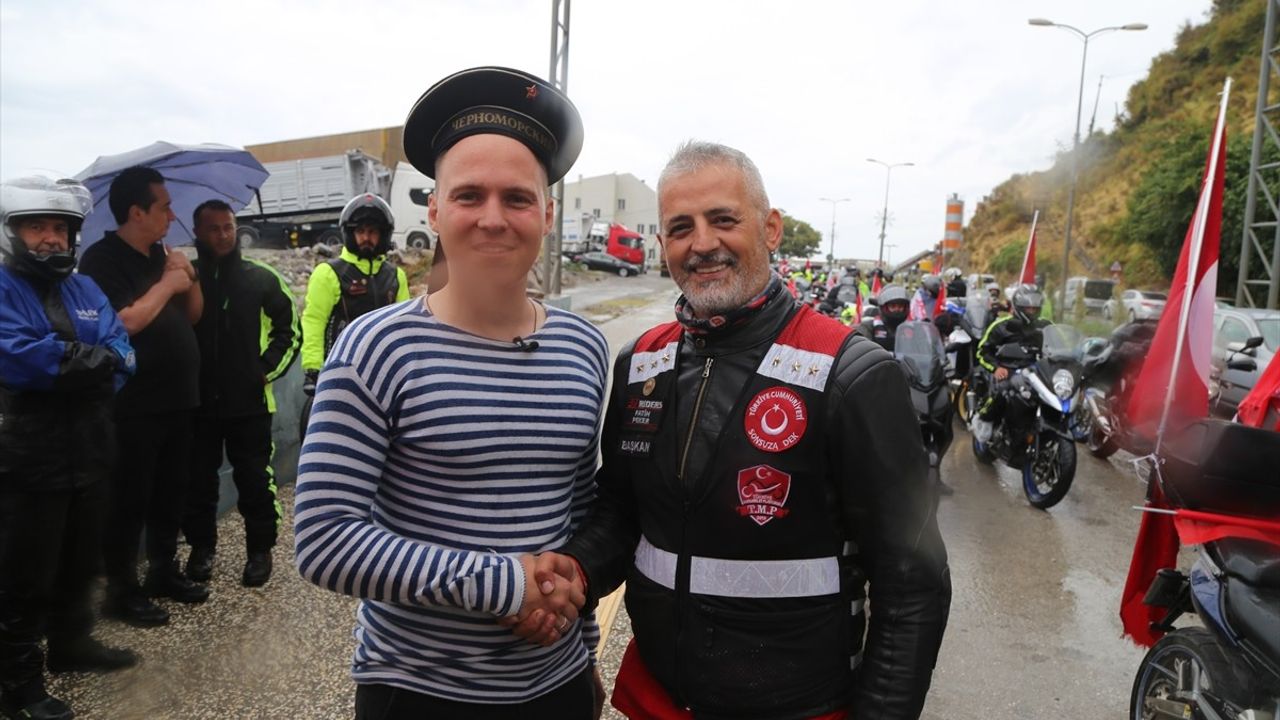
[0,483,103,691]
[102,411,192,588]
[183,413,279,554]
[354,667,594,720]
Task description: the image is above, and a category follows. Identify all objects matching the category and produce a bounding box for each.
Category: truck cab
[388,162,435,250]
[589,222,645,269]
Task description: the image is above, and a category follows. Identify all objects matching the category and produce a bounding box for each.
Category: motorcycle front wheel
[953,379,973,423]
[1129,628,1259,720]
[1022,431,1076,509]
[971,431,994,465]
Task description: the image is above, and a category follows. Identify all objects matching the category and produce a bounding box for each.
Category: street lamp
[867,159,913,268]
[1030,17,1146,313]
[818,197,851,266]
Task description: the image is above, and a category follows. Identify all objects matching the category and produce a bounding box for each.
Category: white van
[388,162,436,250]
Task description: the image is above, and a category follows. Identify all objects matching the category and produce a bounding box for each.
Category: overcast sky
[1,0,1215,262]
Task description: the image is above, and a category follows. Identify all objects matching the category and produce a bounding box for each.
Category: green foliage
[964,0,1269,292]
[988,240,1026,278]
[779,211,822,258]
[1122,126,1280,295]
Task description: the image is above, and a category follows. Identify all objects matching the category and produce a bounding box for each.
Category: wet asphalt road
[47,281,1163,719]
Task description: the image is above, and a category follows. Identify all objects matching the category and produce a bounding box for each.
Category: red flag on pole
[1119,78,1231,648]
[1019,211,1039,285]
[871,274,883,297]
[1237,352,1280,431]
[933,281,947,318]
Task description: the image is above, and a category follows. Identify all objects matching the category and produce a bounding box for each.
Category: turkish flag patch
[736,465,792,526]
[743,386,808,453]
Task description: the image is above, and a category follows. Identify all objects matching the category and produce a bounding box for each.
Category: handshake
[501,552,586,646]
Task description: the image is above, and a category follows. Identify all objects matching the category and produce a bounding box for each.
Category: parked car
[1210,308,1280,416]
[1063,276,1115,317]
[579,251,642,277]
[1104,289,1167,322]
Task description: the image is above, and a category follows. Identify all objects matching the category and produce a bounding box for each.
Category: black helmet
[339,194,394,259]
[877,283,910,327]
[1011,283,1044,323]
[921,274,941,296]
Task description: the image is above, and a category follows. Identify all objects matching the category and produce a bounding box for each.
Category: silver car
[1104,289,1167,322]
[1210,308,1280,416]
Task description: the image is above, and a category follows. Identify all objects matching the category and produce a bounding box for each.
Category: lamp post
[818,197,851,266]
[867,159,913,269]
[1029,17,1146,311]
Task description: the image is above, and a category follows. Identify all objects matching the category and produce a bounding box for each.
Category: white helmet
[1,176,93,279]
[943,267,962,282]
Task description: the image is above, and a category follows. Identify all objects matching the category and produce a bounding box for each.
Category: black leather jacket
[564,290,951,719]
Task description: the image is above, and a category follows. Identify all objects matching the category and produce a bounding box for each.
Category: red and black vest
[615,305,866,719]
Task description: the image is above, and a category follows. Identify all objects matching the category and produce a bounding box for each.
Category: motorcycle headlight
[1052,369,1075,399]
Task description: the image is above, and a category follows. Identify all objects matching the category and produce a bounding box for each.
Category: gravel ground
[45,485,636,720]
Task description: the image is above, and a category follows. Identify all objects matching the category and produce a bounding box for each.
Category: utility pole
[543,0,571,297]
[867,159,913,268]
[818,197,850,267]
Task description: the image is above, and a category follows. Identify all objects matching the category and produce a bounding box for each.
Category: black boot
[102,585,169,628]
[242,551,273,588]
[185,547,215,584]
[0,681,73,720]
[144,562,209,604]
[46,636,137,673]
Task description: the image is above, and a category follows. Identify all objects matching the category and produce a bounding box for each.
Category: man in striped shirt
[294,66,606,719]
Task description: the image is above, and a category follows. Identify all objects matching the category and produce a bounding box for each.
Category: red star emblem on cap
[525,84,538,100]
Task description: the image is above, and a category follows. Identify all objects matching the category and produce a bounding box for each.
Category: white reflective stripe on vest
[634,536,840,599]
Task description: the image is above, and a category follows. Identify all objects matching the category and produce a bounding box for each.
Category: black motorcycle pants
[0,482,103,692]
[183,413,279,554]
[102,411,192,589]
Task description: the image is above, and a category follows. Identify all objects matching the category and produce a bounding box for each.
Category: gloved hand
[303,369,319,397]
[107,337,137,375]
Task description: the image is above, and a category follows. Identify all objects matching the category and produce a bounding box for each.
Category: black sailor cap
[402,66,584,184]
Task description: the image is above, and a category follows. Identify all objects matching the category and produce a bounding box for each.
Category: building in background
[562,173,659,267]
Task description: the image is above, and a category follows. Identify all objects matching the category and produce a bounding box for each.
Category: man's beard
[677,250,767,317]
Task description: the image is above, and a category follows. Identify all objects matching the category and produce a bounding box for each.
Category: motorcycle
[1072,320,1159,459]
[1129,418,1280,720]
[971,324,1082,509]
[949,297,995,424]
[894,321,954,490]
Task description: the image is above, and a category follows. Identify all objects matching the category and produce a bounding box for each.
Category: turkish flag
[1237,352,1280,431]
[933,282,947,318]
[1019,211,1038,285]
[1120,79,1231,648]
[1174,508,1280,548]
[871,274,883,297]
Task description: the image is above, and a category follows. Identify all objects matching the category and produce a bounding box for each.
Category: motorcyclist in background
[299,194,409,398]
[819,268,861,316]
[971,284,1050,442]
[0,177,138,720]
[857,284,911,352]
[943,267,965,300]
[910,273,943,321]
[986,281,1008,315]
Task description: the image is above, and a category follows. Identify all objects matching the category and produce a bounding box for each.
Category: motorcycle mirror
[1244,335,1263,351]
[1227,358,1257,372]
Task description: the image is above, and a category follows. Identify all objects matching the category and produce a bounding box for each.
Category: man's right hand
[994,366,1009,381]
[501,553,585,646]
[163,267,194,294]
[303,370,319,396]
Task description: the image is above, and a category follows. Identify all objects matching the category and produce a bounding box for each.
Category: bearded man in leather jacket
[515,142,951,720]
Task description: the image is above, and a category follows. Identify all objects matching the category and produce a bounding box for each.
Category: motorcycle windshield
[1042,324,1084,363]
[895,321,946,386]
[964,295,990,331]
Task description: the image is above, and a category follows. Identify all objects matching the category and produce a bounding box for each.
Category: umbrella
[74,141,268,248]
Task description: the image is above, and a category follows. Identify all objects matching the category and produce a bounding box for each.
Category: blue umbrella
[74,141,268,249]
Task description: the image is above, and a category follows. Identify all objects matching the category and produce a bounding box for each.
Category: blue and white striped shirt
[294,297,608,703]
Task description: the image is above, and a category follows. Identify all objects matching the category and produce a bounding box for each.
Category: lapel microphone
[513,337,540,352]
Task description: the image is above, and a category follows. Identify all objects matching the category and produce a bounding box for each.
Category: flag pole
[1021,209,1039,284]
[1154,77,1232,455]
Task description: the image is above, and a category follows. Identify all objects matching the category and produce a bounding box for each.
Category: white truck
[236,151,435,250]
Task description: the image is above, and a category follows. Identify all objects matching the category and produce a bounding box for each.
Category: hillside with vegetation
[960,0,1275,299]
